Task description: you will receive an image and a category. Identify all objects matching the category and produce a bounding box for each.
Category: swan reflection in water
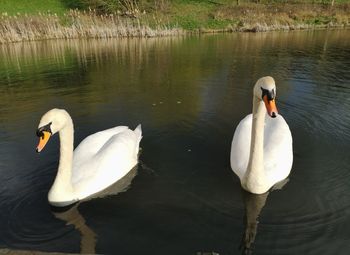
[53,165,138,254]
[240,179,288,255]
[0,166,138,255]
[240,190,269,255]
[52,203,97,254]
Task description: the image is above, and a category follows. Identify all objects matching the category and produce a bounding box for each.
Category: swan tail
[134,124,142,155]
[134,124,142,141]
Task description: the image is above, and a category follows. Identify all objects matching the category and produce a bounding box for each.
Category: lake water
[0,30,349,255]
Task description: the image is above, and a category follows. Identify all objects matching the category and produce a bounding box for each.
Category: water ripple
[1,164,77,249]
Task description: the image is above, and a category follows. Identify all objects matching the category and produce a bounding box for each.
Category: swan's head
[36,108,71,153]
[254,76,278,118]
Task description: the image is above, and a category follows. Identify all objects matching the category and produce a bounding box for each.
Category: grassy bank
[0,10,184,44]
[151,0,350,32]
[0,0,349,43]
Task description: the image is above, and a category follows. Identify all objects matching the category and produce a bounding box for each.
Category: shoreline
[0,18,348,45]
[0,4,349,44]
[195,23,348,33]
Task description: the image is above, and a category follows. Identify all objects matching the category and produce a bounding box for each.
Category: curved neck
[48,117,75,202]
[242,97,267,193]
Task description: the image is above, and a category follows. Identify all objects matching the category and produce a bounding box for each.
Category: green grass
[146,0,350,30]
[0,0,67,15]
[306,15,336,25]
[155,0,232,30]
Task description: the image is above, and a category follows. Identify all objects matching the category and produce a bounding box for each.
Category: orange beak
[263,96,278,118]
[36,131,51,153]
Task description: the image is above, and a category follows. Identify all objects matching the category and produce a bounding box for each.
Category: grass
[0,0,67,16]
[0,9,184,44]
[144,0,350,31]
[0,0,349,43]
[150,0,231,30]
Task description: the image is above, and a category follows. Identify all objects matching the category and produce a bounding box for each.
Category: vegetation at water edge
[0,0,349,43]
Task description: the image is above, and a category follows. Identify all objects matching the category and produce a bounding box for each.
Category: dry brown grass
[0,9,184,44]
[212,2,350,32]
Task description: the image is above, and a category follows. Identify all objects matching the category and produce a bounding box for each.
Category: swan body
[36,109,142,206]
[230,76,293,194]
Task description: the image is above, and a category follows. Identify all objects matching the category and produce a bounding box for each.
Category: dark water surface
[0,30,350,255]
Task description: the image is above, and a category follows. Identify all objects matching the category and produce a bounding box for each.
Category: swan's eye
[261,87,275,101]
[36,122,52,137]
[37,130,44,138]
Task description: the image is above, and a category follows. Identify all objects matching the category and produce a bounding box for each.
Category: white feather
[231,114,293,185]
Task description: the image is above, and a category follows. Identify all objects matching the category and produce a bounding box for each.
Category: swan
[230,76,293,194]
[36,108,142,206]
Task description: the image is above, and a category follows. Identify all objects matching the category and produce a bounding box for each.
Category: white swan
[36,108,142,206]
[230,76,293,194]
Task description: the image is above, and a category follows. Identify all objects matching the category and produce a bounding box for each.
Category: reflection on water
[240,191,269,255]
[0,166,138,254]
[53,204,97,255]
[0,30,350,254]
[240,179,289,255]
[53,166,138,254]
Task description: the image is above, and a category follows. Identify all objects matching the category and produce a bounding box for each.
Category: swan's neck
[48,118,75,203]
[242,97,267,193]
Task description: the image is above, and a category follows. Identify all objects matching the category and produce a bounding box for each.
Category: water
[0,30,349,255]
